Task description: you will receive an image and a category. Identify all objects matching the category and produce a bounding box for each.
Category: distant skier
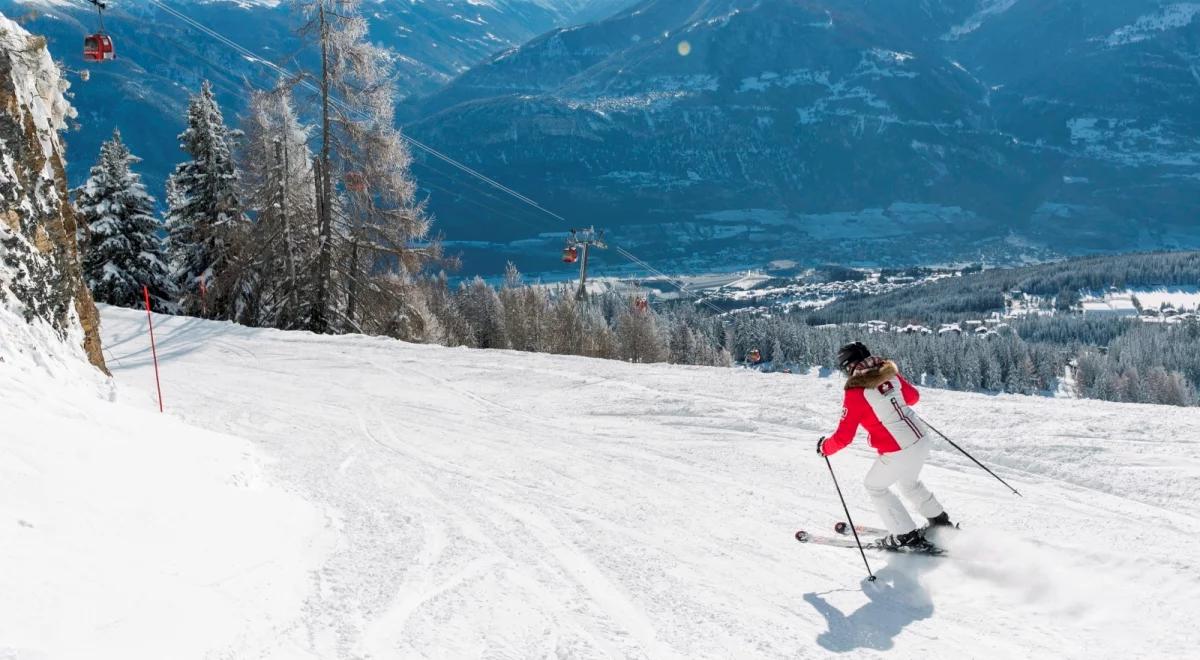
[817,342,953,551]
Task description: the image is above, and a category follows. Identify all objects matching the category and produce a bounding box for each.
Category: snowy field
[1125,287,1200,311]
[7,304,1200,658]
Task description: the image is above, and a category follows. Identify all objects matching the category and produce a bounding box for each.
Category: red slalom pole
[142,285,164,413]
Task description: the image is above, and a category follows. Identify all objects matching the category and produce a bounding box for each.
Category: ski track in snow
[100,306,1200,659]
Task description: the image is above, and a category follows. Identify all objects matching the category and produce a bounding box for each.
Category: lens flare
[677,40,692,57]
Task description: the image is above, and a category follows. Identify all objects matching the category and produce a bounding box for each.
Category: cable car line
[144,0,566,222]
[131,0,723,315]
[135,0,557,237]
[614,245,724,315]
[411,153,553,233]
[410,156,566,243]
[129,37,257,102]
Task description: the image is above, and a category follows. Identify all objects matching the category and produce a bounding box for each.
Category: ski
[835,520,962,536]
[794,529,947,557]
[795,530,867,549]
[834,521,888,537]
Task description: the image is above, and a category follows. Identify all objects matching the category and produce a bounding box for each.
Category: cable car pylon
[562,227,606,301]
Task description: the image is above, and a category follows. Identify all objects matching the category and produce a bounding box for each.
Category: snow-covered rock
[0,11,104,371]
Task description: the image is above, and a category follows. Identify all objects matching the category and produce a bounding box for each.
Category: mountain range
[0,0,634,218]
[3,0,1198,277]
[408,0,1200,275]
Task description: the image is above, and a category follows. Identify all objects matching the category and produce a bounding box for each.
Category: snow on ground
[942,0,1018,40]
[0,307,328,659]
[1106,3,1200,46]
[1126,286,1200,311]
[67,306,1200,657]
[723,271,772,291]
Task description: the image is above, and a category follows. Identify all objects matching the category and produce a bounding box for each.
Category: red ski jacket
[821,359,927,456]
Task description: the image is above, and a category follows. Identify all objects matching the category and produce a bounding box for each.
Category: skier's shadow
[802,558,935,653]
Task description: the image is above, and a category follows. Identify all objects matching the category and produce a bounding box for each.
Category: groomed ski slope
[96,306,1200,658]
[0,309,325,658]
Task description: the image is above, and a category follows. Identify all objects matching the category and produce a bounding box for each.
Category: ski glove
[817,436,828,456]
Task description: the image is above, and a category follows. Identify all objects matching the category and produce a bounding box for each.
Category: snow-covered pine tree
[957,342,982,390]
[616,307,666,364]
[1092,366,1120,401]
[1015,353,1038,394]
[421,272,472,347]
[667,315,695,364]
[582,304,619,360]
[499,263,548,352]
[73,128,173,311]
[546,294,586,356]
[1164,370,1198,406]
[770,337,785,368]
[165,80,249,319]
[240,87,318,329]
[1118,366,1144,403]
[294,0,441,334]
[456,277,507,349]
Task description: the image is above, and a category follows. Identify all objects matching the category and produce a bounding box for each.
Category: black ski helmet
[837,342,871,373]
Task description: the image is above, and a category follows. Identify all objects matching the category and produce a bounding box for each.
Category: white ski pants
[864,436,944,535]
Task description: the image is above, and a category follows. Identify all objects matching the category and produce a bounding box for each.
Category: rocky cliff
[0,12,106,373]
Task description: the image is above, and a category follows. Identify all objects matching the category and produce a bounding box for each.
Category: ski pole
[925,421,1021,497]
[823,454,876,582]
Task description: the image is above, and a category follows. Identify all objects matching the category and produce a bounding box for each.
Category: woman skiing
[817,342,953,551]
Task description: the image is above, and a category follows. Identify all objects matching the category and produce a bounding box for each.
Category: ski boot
[878,529,939,554]
[926,512,954,528]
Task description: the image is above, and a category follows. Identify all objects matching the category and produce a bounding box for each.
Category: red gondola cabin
[84,34,115,62]
[562,246,578,264]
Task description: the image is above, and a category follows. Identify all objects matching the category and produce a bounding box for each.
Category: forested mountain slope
[408,0,1200,272]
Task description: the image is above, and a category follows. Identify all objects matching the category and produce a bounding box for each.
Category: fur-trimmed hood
[845,359,899,390]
